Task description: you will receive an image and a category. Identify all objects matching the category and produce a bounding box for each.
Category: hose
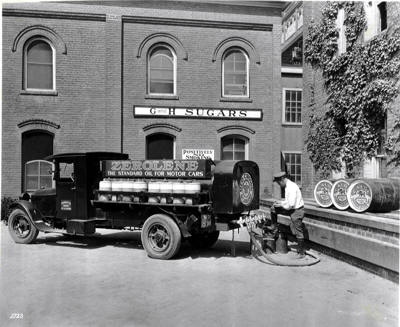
[248,229,320,267]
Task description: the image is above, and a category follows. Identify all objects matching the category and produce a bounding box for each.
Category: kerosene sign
[134,106,262,120]
[103,160,211,179]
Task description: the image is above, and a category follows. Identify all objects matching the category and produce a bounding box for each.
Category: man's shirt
[281,179,304,210]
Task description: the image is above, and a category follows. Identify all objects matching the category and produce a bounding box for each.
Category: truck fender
[9,200,43,228]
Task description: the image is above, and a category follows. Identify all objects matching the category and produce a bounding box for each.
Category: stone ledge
[261,198,399,233]
[259,199,399,275]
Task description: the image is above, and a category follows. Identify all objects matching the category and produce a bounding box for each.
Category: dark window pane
[26,162,39,175]
[27,41,52,63]
[234,139,245,151]
[40,176,53,189]
[40,162,52,175]
[147,134,174,159]
[222,152,233,160]
[149,47,174,94]
[224,50,247,96]
[222,136,247,160]
[234,152,245,160]
[27,64,53,89]
[26,176,39,191]
[26,41,53,90]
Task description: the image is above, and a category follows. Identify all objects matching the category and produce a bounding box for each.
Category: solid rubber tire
[8,208,39,244]
[141,214,182,260]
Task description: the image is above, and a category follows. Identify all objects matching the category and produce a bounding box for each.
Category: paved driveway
[0,225,398,327]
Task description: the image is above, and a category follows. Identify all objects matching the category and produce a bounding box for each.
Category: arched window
[25,160,54,192]
[21,130,54,192]
[24,38,55,90]
[221,135,248,160]
[146,133,175,159]
[222,48,249,97]
[148,45,176,95]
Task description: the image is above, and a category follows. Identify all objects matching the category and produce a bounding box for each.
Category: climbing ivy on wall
[304,1,400,177]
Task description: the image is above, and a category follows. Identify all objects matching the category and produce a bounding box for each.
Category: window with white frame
[24,38,55,90]
[283,89,302,124]
[364,1,387,41]
[284,152,302,184]
[336,8,346,55]
[25,160,54,192]
[148,45,176,95]
[222,48,249,97]
[221,135,248,160]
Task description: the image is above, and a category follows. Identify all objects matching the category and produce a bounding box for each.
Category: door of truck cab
[55,159,77,219]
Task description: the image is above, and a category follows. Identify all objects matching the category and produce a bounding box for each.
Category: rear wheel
[8,208,39,244]
[189,231,220,249]
[141,214,182,260]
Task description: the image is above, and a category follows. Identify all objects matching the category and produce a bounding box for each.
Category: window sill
[220,97,253,103]
[282,122,302,126]
[20,90,58,96]
[145,94,179,100]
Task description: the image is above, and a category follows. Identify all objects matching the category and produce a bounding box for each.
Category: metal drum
[347,178,400,213]
[99,179,112,191]
[331,179,354,210]
[314,180,333,208]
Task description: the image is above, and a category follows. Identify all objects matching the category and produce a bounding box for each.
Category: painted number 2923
[9,313,23,319]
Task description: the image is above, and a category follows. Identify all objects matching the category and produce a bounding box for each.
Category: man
[268,172,306,258]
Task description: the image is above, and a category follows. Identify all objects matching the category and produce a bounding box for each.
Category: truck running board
[66,219,96,236]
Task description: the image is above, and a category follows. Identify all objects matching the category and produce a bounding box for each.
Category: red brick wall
[2,2,283,198]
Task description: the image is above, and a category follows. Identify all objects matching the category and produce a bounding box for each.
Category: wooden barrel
[331,179,354,210]
[314,180,333,208]
[347,179,400,213]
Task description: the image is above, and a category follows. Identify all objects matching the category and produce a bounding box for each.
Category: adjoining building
[281,1,304,188]
[2,1,285,198]
[282,1,400,197]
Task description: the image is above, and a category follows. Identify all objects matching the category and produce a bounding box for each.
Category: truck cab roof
[45,152,129,161]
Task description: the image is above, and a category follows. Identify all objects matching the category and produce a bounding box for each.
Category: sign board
[134,106,262,120]
[182,149,214,160]
[102,160,211,179]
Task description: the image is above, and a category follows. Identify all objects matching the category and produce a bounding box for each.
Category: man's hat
[273,171,287,182]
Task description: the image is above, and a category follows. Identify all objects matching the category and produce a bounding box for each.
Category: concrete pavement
[1,225,398,327]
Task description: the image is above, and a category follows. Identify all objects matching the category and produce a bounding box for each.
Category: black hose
[248,230,320,267]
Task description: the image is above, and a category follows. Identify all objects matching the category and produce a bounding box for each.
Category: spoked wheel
[188,231,220,249]
[8,208,39,244]
[141,214,182,260]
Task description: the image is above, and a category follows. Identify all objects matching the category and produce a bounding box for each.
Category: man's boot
[296,238,306,258]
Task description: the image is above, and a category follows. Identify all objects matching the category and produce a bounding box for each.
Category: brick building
[283,1,400,197]
[2,1,285,198]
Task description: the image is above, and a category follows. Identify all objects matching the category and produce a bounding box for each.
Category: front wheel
[141,214,182,260]
[189,231,220,249]
[8,208,39,244]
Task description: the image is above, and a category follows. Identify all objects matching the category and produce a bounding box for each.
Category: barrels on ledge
[314,178,400,213]
[314,180,333,208]
[347,178,400,213]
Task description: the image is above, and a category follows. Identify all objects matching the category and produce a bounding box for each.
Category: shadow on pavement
[35,230,252,259]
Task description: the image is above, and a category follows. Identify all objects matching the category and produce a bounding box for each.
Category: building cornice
[122,15,273,31]
[2,8,106,21]
[2,9,273,31]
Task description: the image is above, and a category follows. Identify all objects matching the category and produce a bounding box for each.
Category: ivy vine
[304,1,400,177]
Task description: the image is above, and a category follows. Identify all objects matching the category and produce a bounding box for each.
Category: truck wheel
[8,209,39,244]
[189,231,220,249]
[141,214,182,260]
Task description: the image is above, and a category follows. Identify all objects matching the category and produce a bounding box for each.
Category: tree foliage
[304,1,400,177]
